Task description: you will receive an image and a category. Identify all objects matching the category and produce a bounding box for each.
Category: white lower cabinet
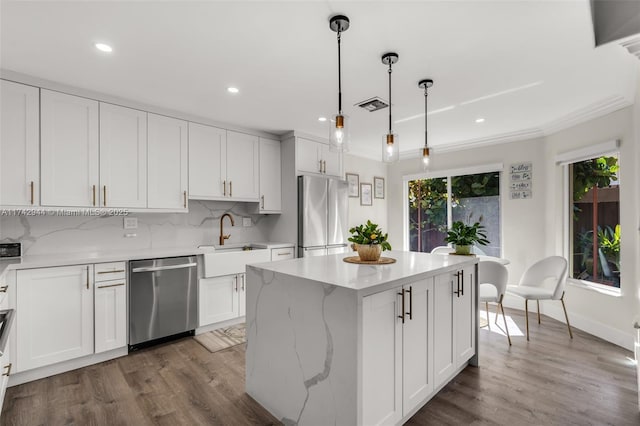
[199,273,245,326]
[94,262,127,353]
[17,265,94,372]
[362,267,476,425]
[270,246,295,261]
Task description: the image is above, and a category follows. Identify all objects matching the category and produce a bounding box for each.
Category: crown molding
[541,95,633,136]
[619,35,640,59]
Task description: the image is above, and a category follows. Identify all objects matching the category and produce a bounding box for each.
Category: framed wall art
[360,183,373,206]
[346,173,360,197]
[374,176,385,199]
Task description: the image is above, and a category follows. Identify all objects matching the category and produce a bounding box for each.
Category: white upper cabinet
[99,103,147,208]
[225,131,259,201]
[188,126,259,202]
[256,137,281,213]
[296,136,342,178]
[40,90,99,207]
[188,122,226,199]
[147,113,188,210]
[0,80,40,207]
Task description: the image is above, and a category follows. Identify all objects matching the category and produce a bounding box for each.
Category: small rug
[194,323,246,353]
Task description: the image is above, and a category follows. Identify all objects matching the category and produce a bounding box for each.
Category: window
[407,171,501,256]
[568,155,620,287]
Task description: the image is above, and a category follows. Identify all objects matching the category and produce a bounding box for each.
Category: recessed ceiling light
[475,118,485,123]
[227,87,239,94]
[318,117,327,122]
[94,43,113,53]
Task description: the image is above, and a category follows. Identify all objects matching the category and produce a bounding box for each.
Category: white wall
[0,200,270,255]
[343,154,388,235]
[387,93,639,350]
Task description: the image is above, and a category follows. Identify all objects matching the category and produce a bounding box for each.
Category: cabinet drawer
[94,262,126,282]
[271,247,295,261]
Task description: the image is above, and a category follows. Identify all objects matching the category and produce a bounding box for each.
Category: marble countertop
[0,241,295,281]
[249,250,477,293]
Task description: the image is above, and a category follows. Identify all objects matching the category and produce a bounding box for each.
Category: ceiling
[1,1,638,160]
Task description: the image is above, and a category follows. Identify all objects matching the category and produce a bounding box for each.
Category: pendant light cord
[388,63,392,134]
[424,86,428,148]
[337,31,342,115]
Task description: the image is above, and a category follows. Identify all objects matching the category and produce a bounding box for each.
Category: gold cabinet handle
[277,252,292,256]
[261,195,265,209]
[97,270,125,275]
[323,160,327,173]
[30,181,34,205]
[183,190,187,208]
[234,276,238,292]
[0,285,7,293]
[2,363,12,377]
[319,160,323,173]
[397,288,406,324]
[223,180,226,196]
[92,185,96,206]
[241,275,245,291]
[86,266,90,290]
[229,181,232,197]
[97,282,125,289]
[103,185,107,207]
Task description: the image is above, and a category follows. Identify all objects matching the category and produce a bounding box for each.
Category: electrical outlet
[124,217,138,229]
[243,217,252,227]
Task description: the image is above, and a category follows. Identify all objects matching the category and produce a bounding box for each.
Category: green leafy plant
[598,224,620,269]
[444,221,489,247]
[348,220,392,251]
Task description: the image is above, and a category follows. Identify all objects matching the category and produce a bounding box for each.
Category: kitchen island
[245,251,479,426]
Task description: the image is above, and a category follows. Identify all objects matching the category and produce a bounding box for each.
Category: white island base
[245,251,478,426]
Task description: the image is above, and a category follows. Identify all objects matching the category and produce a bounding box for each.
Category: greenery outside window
[568,155,620,288]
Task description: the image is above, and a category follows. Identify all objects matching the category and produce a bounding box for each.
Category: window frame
[557,139,621,294]
[402,163,503,253]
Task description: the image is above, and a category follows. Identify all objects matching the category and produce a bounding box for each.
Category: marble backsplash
[0,201,281,256]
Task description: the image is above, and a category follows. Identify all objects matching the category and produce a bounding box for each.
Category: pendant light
[329,15,350,152]
[382,52,399,162]
[418,79,433,170]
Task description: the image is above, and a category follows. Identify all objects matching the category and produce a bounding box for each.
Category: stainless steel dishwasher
[129,256,197,349]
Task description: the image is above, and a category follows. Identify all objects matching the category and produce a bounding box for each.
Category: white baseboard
[502,295,634,352]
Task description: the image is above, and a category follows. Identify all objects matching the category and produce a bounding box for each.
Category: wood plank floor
[2,308,638,425]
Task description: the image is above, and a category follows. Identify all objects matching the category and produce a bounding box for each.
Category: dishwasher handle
[131,263,197,273]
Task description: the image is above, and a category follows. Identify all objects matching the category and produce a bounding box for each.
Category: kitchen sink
[199,244,270,277]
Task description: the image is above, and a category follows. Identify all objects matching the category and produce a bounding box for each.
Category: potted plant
[444,221,489,255]
[348,220,392,261]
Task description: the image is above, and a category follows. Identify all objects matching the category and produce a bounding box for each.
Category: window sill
[567,278,622,297]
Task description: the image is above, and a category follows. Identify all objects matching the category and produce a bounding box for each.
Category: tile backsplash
[0,201,275,256]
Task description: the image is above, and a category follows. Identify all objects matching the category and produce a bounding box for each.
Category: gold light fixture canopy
[329,15,350,153]
[418,79,434,170]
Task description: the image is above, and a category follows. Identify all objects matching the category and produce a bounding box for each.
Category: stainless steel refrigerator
[298,175,349,257]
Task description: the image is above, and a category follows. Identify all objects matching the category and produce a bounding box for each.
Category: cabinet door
[41,90,99,207]
[188,122,226,199]
[258,138,281,212]
[99,103,147,208]
[198,275,239,326]
[320,143,342,178]
[17,265,94,372]
[455,266,476,367]
[402,279,435,416]
[362,288,402,426]
[148,113,188,209]
[95,279,127,353]
[433,272,456,385]
[0,80,40,207]
[296,137,321,174]
[226,131,259,201]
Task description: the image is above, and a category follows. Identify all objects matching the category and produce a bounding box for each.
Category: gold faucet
[219,213,235,245]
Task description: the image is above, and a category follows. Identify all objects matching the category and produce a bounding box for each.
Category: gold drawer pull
[277,252,292,256]
[3,363,12,377]
[97,270,125,274]
[92,185,96,206]
[183,190,187,208]
[30,181,34,205]
[0,286,7,293]
[97,282,125,289]
[223,180,226,196]
[103,185,107,207]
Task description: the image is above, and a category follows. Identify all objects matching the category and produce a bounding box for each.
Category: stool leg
[560,292,573,339]
[525,299,530,341]
[537,300,541,324]
[500,302,512,346]
[485,301,490,330]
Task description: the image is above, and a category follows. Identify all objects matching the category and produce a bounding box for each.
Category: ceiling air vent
[355,97,389,112]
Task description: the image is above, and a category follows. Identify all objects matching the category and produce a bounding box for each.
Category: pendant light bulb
[382,53,400,163]
[329,15,350,153]
[418,79,434,171]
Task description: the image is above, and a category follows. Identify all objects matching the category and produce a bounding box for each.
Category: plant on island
[348,220,392,251]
